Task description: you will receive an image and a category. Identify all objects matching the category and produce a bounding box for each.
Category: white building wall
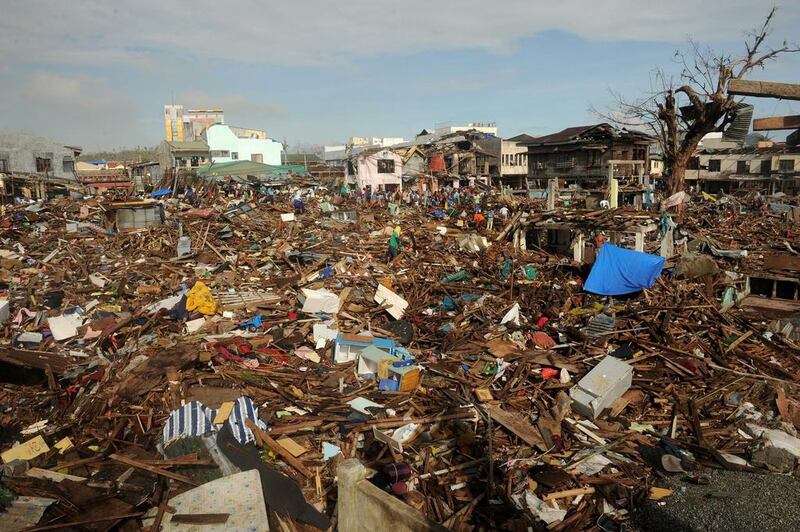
[347,151,403,190]
[205,125,283,165]
[500,140,528,176]
[693,152,800,180]
[435,124,498,136]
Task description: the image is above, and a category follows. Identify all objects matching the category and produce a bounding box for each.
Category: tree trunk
[670,158,687,195]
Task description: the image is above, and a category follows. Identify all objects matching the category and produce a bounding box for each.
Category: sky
[1,1,799,151]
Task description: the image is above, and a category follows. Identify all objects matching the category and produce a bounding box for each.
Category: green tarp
[196,160,308,179]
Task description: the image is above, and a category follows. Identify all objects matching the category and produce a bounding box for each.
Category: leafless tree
[596,8,798,194]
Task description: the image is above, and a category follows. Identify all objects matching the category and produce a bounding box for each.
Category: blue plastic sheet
[584,244,665,296]
[148,188,172,198]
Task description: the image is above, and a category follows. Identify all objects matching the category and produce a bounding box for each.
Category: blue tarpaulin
[148,188,172,198]
[585,244,665,296]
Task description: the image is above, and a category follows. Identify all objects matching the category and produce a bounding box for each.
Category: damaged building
[522,123,653,188]
[0,132,82,179]
[688,142,800,194]
[345,147,403,192]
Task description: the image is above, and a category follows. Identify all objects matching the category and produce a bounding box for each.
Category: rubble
[1,186,800,531]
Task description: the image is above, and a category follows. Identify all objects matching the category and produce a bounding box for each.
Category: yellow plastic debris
[186,281,217,315]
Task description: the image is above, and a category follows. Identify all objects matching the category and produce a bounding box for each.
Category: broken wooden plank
[484,403,547,451]
[109,453,199,486]
[543,487,595,501]
[753,115,800,131]
[764,254,800,272]
[0,347,70,374]
[728,79,800,101]
[171,513,230,524]
[244,419,313,478]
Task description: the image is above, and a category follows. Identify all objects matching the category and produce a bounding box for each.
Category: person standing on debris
[293,191,305,214]
[499,205,510,221]
[486,209,494,232]
[473,208,485,228]
[644,183,654,210]
[386,226,401,263]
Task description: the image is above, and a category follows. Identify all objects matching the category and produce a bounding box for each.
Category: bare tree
[596,8,798,194]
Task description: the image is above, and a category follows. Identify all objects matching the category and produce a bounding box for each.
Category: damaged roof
[522,123,654,146]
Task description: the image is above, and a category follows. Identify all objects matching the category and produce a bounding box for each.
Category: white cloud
[177,90,289,121]
[0,71,146,149]
[2,1,798,68]
[24,72,120,109]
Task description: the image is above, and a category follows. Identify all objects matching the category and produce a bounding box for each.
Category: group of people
[176,179,517,266]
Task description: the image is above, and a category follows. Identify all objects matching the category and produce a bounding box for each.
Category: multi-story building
[688,142,800,194]
[522,123,653,188]
[499,134,532,189]
[203,125,282,165]
[164,105,225,142]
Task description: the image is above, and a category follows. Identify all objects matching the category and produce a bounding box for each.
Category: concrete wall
[0,133,79,179]
[348,151,403,190]
[501,139,528,176]
[205,125,282,165]
[650,158,664,176]
[338,459,447,532]
[694,152,800,180]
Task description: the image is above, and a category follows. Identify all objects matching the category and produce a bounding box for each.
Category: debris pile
[2,190,800,530]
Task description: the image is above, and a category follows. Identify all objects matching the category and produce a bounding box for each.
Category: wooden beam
[728,79,800,101]
[109,453,199,486]
[0,348,71,374]
[753,115,800,131]
[244,419,313,478]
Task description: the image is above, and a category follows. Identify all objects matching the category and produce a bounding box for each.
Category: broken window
[231,152,239,160]
[251,153,263,163]
[190,156,200,167]
[736,160,749,174]
[779,159,795,172]
[761,159,772,174]
[0,158,8,173]
[377,159,395,173]
[35,157,52,173]
[708,159,721,172]
[63,158,74,173]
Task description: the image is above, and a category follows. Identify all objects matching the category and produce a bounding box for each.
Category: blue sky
[1,1,799,150]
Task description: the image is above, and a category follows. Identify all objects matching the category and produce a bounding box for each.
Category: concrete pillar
[572,232,584,263]
[338,459,368,532]
[609,178,619,209]
[634,231,644,252]
[546,178,558,210]
[660,227,674,258]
